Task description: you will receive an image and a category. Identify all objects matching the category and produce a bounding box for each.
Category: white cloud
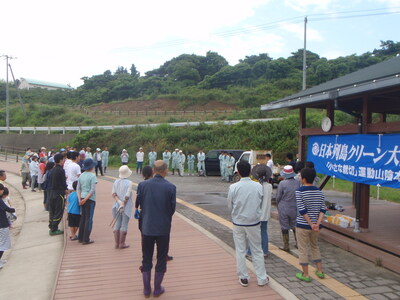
[284,0,338,12]
[0,0,272,87]
[280,22,323,41]
[377,0,400,7]
[320,50,346,59]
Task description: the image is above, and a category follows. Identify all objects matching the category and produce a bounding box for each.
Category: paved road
[102,168,400,300]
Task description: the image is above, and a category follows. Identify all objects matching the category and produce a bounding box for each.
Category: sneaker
[239,278,248,287]
[258,276,270,286]
[315,270,325,279]
[49,230,64,236]
[82,240,95,245]
[296,272,312,282]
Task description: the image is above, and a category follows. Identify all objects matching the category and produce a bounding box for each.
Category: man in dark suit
[136,160,176,298]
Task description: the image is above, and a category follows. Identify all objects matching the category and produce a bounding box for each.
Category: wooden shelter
[261,55,400,229]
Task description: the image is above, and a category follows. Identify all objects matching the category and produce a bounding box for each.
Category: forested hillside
[1,41,399,107]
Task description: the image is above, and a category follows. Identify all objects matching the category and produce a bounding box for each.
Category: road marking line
[103,174,367,300]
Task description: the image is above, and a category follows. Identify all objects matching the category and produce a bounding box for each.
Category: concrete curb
[176,212,298,300]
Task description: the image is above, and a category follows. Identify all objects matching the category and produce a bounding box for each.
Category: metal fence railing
[0,146,25,163]
[0,118,281,134]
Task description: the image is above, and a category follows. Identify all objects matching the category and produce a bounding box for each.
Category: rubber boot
[292,229,298,249]
[113,230,120,249]
[119,231,130,249]
[142,271,151,298]
[153,272,165,297]
[279,230,290,252]
[104,167,107,173]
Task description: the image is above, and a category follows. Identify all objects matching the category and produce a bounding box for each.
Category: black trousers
[95,161,103,176]
[78,200,96,243]
[142,234,170,273]
[48,190,66,231]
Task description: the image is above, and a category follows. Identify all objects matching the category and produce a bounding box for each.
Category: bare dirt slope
[90,99,236,111]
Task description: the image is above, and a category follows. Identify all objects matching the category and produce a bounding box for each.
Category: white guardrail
[0,118,281,134]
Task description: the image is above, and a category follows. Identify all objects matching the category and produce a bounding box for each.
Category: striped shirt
[295,186,326,230]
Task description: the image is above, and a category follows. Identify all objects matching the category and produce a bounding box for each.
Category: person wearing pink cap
[276,165,300,252]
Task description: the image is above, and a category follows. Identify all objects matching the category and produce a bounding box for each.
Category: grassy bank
[322,177,399,203]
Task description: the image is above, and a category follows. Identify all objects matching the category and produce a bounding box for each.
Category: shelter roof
[261,55,400,114]
[21,78,72,89]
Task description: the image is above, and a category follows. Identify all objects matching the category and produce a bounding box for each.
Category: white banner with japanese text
[307,134,400,188]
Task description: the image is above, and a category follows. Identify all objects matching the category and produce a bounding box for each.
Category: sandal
[315,270,325,279]
[296,272,312,282]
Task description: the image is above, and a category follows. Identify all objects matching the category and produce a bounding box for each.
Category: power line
[118,7,400,52]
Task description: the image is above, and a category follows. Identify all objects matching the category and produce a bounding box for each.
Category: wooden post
[379,113,387,123]
[359,183,370,228]
[298,107,306,161]
[358,95,371,229]
[327,101,335,127]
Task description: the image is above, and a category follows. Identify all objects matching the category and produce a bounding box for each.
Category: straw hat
[119,165,132,179]
[280,165,296,179]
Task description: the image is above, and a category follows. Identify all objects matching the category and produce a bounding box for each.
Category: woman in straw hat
[112,165,133,249]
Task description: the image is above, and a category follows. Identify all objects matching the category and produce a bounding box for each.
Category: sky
[1,0,399,88]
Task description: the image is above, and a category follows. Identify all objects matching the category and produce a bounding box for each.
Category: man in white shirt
[162,149,171,169]
[266,153,274,171]
[65,151,81,191]
[136,147,145,174]
[197,150,206,176]
[93,148,103,176]
[171,149,180,175]
[29,155,40,192]
[178,150,186,177]
[228,160,269,287]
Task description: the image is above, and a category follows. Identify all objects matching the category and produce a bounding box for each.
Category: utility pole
[1,55,15,133]
[302,16,308,91]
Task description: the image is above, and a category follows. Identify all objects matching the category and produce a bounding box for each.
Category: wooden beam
[319,175,331,190]
[379,113,387,123]
[359,184,370,229]
[326,101,335,127]
[359,95,371,229]
[298,107,306,162]
[301,124,359,136]
[362,96,372,130]
[367,121,400,133]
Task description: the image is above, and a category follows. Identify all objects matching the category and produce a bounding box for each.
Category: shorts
[68,213,81,227]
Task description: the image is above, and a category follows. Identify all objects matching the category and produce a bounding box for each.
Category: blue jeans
[78,200,96,243]
[247,221,268,255]
[136,161,143,174]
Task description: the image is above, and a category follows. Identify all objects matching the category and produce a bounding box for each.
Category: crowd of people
[119,148,207,177]
[227,152,325,287]
[0,145,327,295]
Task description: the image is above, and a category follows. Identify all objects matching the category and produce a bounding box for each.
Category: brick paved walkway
[53,177,284,300]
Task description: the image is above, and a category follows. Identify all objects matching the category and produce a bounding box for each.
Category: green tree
[130,64,140,79]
